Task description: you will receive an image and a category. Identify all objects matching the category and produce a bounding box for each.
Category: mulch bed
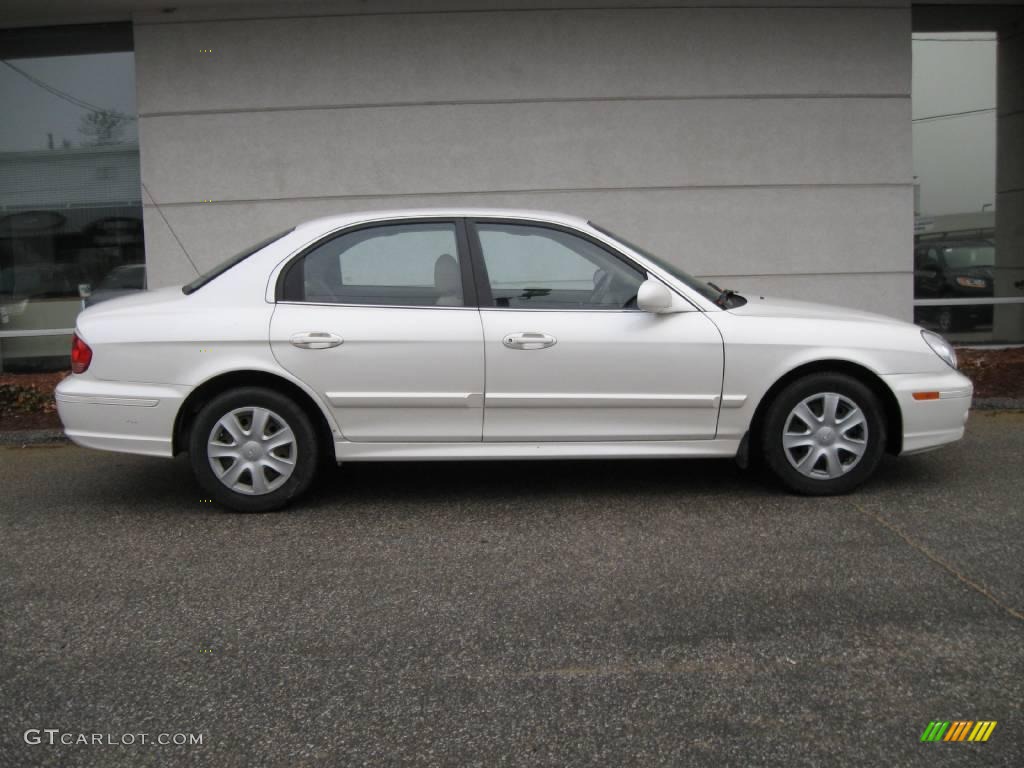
[0,371,67,432]
[956,347,1024,400]
[1,348,1021,432]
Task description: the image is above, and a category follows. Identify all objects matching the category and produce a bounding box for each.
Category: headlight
[922,330,957,369]
[955,276,986,289]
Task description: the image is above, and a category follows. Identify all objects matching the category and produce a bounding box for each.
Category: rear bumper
[882,370,973,455]
[55,375,189,458]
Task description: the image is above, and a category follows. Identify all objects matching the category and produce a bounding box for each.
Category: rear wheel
[761,373,886,495]
[189,387,319,512]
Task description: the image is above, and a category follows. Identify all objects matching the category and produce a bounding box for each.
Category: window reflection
[0,51,142,372]
[913,238,994,334]
[911,32,1024,343]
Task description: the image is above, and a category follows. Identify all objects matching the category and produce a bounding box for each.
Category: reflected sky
[912,33,996,218]
[0,52,137,152]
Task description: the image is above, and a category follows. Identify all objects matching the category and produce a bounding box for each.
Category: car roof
[295,207,591,233]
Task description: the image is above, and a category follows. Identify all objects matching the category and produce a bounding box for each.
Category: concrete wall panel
[134,7,909,114]
[139,98,910,203]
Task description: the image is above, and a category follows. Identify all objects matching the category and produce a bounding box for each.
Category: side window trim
[454,219,480,309]
[464,218,494,309]
[275,218,478,308]
[465,218,647,312]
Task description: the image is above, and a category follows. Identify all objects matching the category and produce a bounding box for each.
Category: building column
[994,24,1024,341]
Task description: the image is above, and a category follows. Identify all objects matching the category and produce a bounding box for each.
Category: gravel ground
[0,412,1021,767]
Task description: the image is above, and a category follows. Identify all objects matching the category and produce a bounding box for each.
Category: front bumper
[55,375,189,458]
[882,369,973,455]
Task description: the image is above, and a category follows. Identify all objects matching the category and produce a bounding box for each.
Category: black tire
[188,387,320,512]
[761,372,886,496]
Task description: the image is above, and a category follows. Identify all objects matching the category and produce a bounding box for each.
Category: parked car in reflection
[0,263,79,300]
[913,239,994,332]
[0,263,83,370]
[85,263,146,307]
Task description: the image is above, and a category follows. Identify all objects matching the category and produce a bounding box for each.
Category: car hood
[726,295,901,325]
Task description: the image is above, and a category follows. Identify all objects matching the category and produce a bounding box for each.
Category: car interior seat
[434,254,462,306]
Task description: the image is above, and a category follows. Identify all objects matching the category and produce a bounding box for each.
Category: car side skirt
[333,438,742,462]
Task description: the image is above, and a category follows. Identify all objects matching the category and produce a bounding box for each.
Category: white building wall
[133,0,913,318]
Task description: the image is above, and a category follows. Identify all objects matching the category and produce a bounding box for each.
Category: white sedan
[56,209,972,512]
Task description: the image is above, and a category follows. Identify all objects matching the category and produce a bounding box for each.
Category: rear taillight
[70,333,92,374]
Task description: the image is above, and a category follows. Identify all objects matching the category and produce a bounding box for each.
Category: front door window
[474,222,643,310]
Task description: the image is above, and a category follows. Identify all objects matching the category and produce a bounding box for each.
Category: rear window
[182,229,294,295]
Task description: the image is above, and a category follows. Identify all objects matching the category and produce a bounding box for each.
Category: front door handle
[502,332,557,350]
[289,331,343,350]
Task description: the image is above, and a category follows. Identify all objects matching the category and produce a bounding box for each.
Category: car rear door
[468,220,724,442]
[270,219,485,442]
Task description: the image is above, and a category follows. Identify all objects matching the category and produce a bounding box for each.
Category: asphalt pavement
[1,412,1021,767]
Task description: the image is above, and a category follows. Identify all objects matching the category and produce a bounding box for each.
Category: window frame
[0,23,133,60]
[465,218,649,312]
[275,218,478,309]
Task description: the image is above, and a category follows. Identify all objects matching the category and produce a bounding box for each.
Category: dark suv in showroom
[913,239,994,332]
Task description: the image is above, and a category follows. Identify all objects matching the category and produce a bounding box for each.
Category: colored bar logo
[920,721,997,742]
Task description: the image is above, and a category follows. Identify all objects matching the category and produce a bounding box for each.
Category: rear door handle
[502,332,557,350]
[289,331,343,350]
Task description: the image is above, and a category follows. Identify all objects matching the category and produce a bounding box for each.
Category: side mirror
[636,278,674,313]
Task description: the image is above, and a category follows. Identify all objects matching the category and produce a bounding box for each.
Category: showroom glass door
[911,23,1024,343]
[0,24,143,372]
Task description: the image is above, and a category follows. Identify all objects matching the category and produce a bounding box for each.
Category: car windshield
[589,222,723,304]
[941,244,994,269]
[182,229,294,295]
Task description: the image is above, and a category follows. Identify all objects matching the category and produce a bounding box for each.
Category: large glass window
[0,30,142,372]
[913,30,1024,342]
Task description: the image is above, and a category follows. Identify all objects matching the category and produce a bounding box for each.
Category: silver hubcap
[782,392,868,480]
[207,407,297,495]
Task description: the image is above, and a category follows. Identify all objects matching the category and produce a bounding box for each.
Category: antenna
[141,182,201,276]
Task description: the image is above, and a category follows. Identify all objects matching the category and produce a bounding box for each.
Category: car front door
[468,220,724,442]
[270,220,485,442]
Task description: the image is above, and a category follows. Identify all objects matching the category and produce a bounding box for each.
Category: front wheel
[189,387,320,512]
[761,373,886,496]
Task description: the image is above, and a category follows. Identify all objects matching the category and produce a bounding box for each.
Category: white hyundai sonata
[56,209,972,511]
